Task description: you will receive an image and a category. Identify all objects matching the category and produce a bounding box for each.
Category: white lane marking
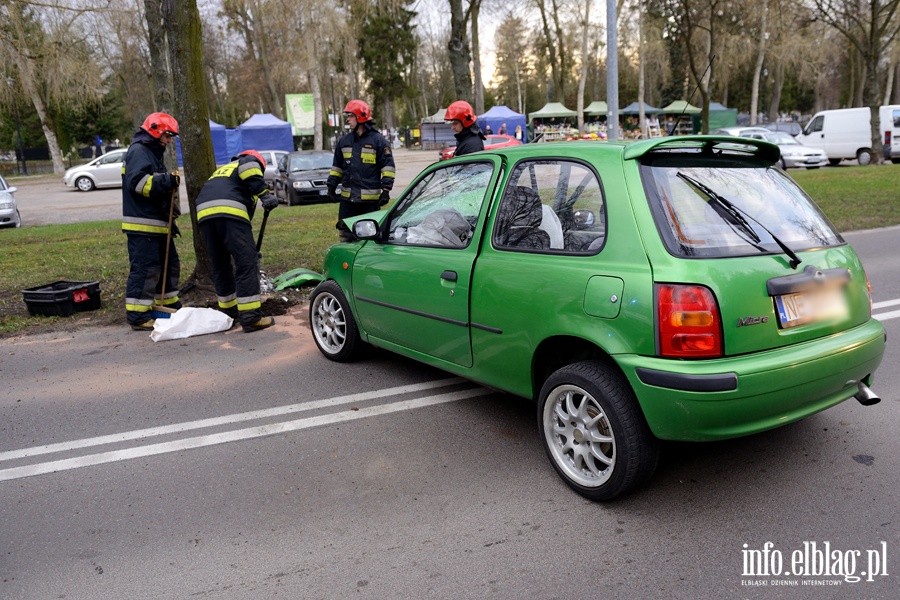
[0,377,465,462]
[872,299,900,309]
[0,387,493,482]
[874,309,900,322]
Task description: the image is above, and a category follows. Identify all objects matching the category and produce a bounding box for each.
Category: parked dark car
[763,121,803,136]
[273,151,336,206]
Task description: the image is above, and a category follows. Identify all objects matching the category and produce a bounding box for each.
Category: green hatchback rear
[309,136,886,501]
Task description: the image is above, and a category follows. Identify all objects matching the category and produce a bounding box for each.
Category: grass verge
[2,163,898,338]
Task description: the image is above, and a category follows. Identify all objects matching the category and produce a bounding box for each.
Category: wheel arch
[532,336,628,401]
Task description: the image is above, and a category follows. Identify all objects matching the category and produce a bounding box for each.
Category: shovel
[256,207,271,257]
[154,188,179,317]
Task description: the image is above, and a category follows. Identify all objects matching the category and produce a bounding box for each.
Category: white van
[879,105,900,163]
[797,106,900,165]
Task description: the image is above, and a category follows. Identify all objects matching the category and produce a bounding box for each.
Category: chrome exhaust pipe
[855,382,881,406]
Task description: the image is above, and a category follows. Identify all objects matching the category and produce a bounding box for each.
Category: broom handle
[159,186,177,307]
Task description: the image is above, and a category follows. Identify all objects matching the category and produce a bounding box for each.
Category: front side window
[385,161,494,248]
[641,162,842,259]
[492,159,606,254]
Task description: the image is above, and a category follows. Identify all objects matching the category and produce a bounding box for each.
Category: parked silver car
[63,148,127,191]
[711,127,829,169]
[0,173,21,228]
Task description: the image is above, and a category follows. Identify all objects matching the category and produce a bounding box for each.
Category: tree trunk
[472,0,484,115]
[448,0,472,100]
[536,0,561,101]
[303,8,323,151]
[144,0,178,173]
[578,0,592,134]
[162,0,216,285]
[250,0,282,118]
[768,62,783,123]
[750,2,767,126]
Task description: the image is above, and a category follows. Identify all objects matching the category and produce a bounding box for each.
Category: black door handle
[440,270,458,282]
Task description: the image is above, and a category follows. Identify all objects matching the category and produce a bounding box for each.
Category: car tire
[309,280,363,362]
[779,158,787,170]
[288,190,298,207]
[857,149,872,166]
[538,360,659,501]
[15,209,21,228]
[75,176,95,192]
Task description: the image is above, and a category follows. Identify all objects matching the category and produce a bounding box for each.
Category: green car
[309,137,885,501]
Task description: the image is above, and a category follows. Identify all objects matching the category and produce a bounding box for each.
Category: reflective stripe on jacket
[196,156,269,224]
[326,122,395,202]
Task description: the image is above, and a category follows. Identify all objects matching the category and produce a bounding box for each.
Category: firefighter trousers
[125,233,181,325]
[200,218,262,326]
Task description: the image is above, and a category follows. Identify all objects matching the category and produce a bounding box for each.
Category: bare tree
[814,0,900,163]
[0,1,105,174]
[448,0,473,100]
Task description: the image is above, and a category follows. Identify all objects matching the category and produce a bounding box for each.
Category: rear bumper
[617,319,886,441]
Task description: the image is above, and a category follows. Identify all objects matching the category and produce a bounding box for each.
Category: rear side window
[493,159,606,253]
[641,163,842,259]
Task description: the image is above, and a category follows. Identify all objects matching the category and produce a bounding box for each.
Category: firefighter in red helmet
[122,111,182,331]
[326,99,396,241]
[195,149,279,332]
[445,100,486,157]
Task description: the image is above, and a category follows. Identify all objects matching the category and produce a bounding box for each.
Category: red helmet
[234,149,266,167]
[445,101,476,127]
[343,99,372,123]
[141,112,179,138]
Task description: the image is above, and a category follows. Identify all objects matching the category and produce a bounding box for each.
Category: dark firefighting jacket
[195,155,270,225]
[121,129,179,235]
[453,124,486,157]
[327,122,395,202]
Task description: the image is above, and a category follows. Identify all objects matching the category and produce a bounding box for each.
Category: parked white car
[0,173,21,228]
[63,148,127,191]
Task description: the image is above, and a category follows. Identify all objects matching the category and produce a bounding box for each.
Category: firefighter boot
[130,319,156,332]
[242,316,275,333]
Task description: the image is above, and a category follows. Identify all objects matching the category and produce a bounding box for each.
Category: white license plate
[775,287,848,328]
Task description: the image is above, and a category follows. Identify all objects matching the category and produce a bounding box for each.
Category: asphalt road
[0,226,897,599]
[11,148,441,228]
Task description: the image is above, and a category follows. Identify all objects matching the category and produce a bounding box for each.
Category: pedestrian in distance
[484,124,493,135]
[195,150,279,333]
[498,122,507,135]
[121,112,182,331]
[445,101,486,157]
[327,99,396,242]
[514,124,524,141]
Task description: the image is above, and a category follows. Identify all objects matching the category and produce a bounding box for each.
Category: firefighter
[326,99,395,241]
[122,111,182,331]
[445,100,485,157]
[196,150,279,332]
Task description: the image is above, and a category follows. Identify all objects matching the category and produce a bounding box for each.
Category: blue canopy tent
[238,113,293,152]
[175,119,231,167]
[477,105,526,138]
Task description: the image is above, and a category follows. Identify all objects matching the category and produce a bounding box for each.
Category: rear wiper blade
[676,172,801,269]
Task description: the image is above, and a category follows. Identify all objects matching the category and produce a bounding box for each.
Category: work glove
[260,192,278,211]
[379,190,390,207]
[327,186,338,203]
[171,172,181,188]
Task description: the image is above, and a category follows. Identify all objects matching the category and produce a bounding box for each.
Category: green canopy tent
[528,102,577,122]
[584,101,608,116]
[659,100,701,115]
[691,102,738,132]
[659,100,702,134]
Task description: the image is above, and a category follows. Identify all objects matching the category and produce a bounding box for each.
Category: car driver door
[351,158,501,367]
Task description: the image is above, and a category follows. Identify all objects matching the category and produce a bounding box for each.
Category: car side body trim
[356,295,468,328]
[635,368,738,392]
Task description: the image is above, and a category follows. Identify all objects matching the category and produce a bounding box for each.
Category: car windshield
[765,132,799,145]
[641,163,842,258]
[289,154,332,172]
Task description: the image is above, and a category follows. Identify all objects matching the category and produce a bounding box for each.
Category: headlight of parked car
[293,180,313,189]
[0,200,14,210]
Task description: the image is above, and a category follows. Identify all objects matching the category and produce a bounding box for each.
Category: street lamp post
[6,77,28,176]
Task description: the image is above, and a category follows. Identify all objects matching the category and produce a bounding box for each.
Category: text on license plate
[775,287,848,328]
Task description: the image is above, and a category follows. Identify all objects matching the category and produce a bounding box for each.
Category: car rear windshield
[640,162,842,258]
[289,154,332,171]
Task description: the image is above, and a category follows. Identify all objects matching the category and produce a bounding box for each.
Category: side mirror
[353,219,379,240]
[7,186,17,193]
[574,209,595,228]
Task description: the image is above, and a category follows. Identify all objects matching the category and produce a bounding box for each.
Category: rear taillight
[657,284,723,358]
